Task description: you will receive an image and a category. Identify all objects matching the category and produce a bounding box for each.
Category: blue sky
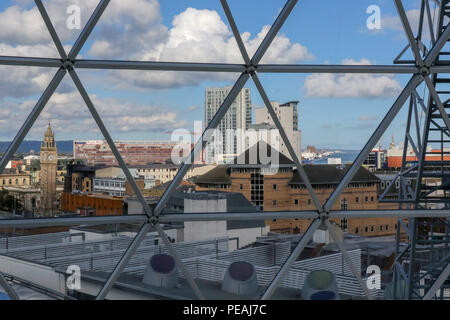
[0,0,433,149]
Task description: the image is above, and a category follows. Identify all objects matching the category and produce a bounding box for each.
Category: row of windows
[291,182,377,189]
[380,180,412,189]
[355,224,395,234]
[94,180,125,188]
[1,178,27,185]
[287,196,374,207]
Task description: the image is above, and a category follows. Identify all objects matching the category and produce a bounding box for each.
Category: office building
[204,86,251,162]
[254,101,302,161]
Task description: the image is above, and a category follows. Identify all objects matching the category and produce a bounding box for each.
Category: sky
[0,0,437,149]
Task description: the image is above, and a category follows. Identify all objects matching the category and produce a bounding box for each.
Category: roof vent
[301,270,340,300]
[221,261,258,296]
[142,254,178,288]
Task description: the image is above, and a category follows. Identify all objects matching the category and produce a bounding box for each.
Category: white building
[254,101,302,161]
[204,86,252,163]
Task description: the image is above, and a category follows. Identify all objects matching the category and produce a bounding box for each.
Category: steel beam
[251,0,298,65]
[35,0,67,59]
[68,0,110,59]
[257,64,419,74]
[261,218,321,300]
[220,0,251,65]
[69,69,152,217]
[423,263,450,299]
[424,23,450,66]
[252,73,322,211]
[424,0,436,44]
[74,60,245,72]
[72,61,450,74]
[153,73,249,217]
[96,222,151,300]
[325,220,373,300]
[424,76,450,132]
[0,272,19,300]
[0,215,147,228]
[0,68,66,173]
[395,0,424,66]
[154,223,205,300]
[323,74,423,212]
[0,56,61,68]
[0,210,448,229]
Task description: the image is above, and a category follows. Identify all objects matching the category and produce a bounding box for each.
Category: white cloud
[91,7,314,89]
[302,59,402,98]
[0,91,187,139]
[381,7,438,41]
[359,115,379,121]
[0,1,313,95]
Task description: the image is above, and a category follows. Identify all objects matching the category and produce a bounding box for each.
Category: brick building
[73,140,192,166]
[195,142,399,236]
[60,193,123,216]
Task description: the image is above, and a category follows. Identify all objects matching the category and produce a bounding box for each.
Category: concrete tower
[204,86,251,163]
[40,122,57,216]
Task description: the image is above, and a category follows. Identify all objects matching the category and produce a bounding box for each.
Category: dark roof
[289,164,380,185]
[228,141,295,167]
[194,166,231,184]
[163,191,264,230]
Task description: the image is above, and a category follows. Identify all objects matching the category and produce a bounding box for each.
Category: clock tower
[40,122,58,216]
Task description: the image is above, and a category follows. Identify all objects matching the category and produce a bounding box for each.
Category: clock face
[48,154,54,161]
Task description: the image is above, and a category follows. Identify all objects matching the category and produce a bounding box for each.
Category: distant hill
[0,140,73,154]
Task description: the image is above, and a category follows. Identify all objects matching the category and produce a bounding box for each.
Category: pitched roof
[228,141,295,167]
[194,166,231,184]
[289,164,380,185]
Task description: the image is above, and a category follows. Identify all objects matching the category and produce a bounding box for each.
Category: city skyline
[0,0,427,149]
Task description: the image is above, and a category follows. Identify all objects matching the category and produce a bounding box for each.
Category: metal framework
[0,0,449,300]
[377,0,450,299]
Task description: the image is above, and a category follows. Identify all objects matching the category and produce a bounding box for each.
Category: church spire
[42,122,56,150]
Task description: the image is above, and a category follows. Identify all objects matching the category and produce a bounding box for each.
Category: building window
[340,218,348,230]
[307,199,311,205]
[355,197,359,203]
[365,196,368,202]
[380,225,383,231]
[340,198,348,211]
[355,227,359,234]
[365,227,368,232]
[294,199,299,205]
[371,226,374,232]
[239,184,243,190]
[273,200,277,207]
[386,225,389,230]
[371,196,374,201]
[273,184,277,190]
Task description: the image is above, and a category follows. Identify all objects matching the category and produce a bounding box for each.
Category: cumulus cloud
[381,7,438,41]
[91,7,313,89]
[302,59,402,98]
[0,1,312,95]
[0,0,312,138]
[0,91,187,139]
